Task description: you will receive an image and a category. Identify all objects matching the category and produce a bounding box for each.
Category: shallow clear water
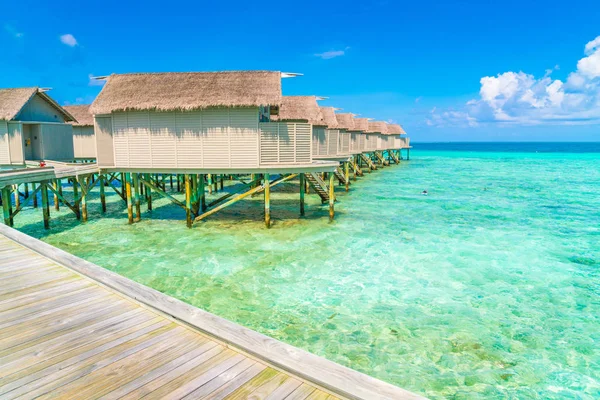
[10,146,600,399]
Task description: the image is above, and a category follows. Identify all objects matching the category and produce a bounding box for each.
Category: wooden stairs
[306,173,330,203]
[334,167,348,186]
[359,154,377,170]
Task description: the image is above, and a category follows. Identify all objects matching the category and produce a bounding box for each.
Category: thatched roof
[368,121,388,134]
[271,96,325,125]
[353,118,369,131]
[63,105,93,126]
[335,113,355,130]
[90,71,282,115]
[0,87,75,122]
[319,107,339,129]
[386,123,407,135]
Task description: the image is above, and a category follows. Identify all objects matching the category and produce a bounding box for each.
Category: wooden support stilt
[185,174,192,228]
[24,183,29,198]
[176,174,181,192]
[329,174,335,222]
[72,179,80,220]
[264,173,271,228]
[99,175,106,213]
[299,173,305,217]
[13,184,20,210]
[133,173,141,222]
[53,179,60,211]
[41,182,50,229]
[345,162,350,192]
[199,174,206,211]
[2,186,13,226]
[125,173,133,224]
[170,175,173,190]
[220,175,224,191]
[32,183,38,208]
[407,148,410,160]
[207,174,213,194]
[78,176,88,222]
[145,173,152,210]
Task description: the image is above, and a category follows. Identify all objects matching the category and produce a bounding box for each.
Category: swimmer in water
[421,190,428,195]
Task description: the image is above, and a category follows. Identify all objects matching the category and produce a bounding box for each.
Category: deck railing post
[41,181,50,229]
[329,174,335,222]
[264,173,270,228]
[299,173,305,216]
[125,173,133,224]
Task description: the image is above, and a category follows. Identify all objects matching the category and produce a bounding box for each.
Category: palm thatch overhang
[63,105,93,126]
[319,107,339,129]
[89,71,283,115]
[386,123,406,135]
[270,96,326,126]
[335,113,356,131]
[353,117,369,132]
[367,121,388,134]
[0,87,76,122]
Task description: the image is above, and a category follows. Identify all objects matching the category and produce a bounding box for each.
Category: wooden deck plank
[0,319,170,397]
[100,340,220,399]
[0,298,133,351]
[41,329,205,399]
[0,309,153,377]
[3,324,182,399]
[118,344,225,400]
[138,348,240,400]
[202,362,269,400]
[0,225,422,400]
[0,285,107,329]
[264,376,303,400]
[179,357,258,400]
[0,279,94,312]
[283,383,318,400]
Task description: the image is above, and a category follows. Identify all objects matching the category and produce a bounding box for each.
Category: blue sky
[2,0,599,141]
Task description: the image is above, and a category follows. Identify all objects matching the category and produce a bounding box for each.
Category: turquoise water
[10,147,600,399]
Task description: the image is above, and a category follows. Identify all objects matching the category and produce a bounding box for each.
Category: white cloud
[4,24,23,38]
[429,35,600,127]
[315,49,346,59]
[60,34,78,47]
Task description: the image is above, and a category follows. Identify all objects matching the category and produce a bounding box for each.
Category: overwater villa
[63,105,96,161]
[0,87,76,165]
[89,71,339,227]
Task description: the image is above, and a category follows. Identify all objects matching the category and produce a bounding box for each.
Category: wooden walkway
[0,226,423,400]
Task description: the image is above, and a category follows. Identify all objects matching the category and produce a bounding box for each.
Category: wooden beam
[199,174,206,212]
[10,183,43,219]
[194,179,270,223]
[139,175,186,210]
[144,173,152,210]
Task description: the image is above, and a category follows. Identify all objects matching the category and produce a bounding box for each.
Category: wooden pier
[0,225,423,400]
